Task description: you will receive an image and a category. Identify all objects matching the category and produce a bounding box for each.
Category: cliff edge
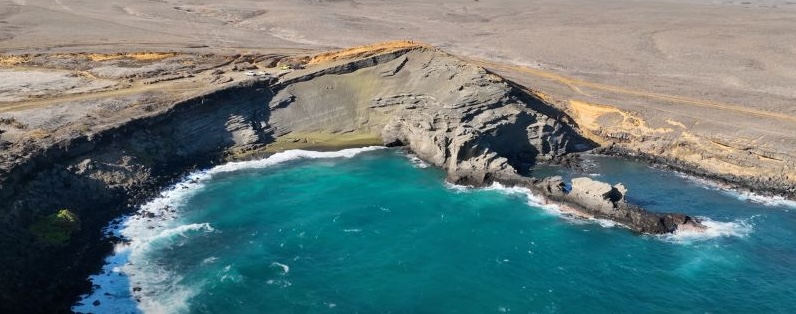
[0,42,709,312]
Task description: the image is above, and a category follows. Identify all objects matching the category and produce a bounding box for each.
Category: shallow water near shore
[75,148,796,313]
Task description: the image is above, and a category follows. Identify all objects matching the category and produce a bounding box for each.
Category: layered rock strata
[521,176,702,234]
[0,44,702,313]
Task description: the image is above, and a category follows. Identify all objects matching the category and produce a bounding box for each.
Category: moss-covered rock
[29,209,81,246]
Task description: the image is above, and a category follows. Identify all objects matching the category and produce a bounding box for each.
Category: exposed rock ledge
[0,43,702,313]
[499,175,702,234]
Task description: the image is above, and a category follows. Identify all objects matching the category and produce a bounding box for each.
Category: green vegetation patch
[29,209,81,246]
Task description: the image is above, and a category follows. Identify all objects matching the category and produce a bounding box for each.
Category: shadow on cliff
[0,81,276,313]
[490,80,598,176]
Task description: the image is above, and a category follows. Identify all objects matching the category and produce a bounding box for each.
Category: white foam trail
[406,153,431,168]
[122,221,215,314]
[207,146,385,175]
[72,243,137,313]
[731,191,796,209]
[78,147,386,313]
[481,182,569,217]
[202,256,218,265]
[219,265,243,283]
[675,172,796,209]
[444,182,472,193]
[270,262,290,274]
[472,183,751,241]
[144,223,215,245]
[659,216,755,244]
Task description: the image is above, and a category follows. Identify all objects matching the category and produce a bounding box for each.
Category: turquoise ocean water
[75,148,796,313]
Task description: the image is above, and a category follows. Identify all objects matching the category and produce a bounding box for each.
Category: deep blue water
[75,148,796,313]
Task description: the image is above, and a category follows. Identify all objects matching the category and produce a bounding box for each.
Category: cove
[75,148,796,313]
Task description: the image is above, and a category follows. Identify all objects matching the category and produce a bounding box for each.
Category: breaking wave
[481,182,620,227]
[207,146,386,175]
[675,172,796,209]
[406,153,431,168]
[453,182,751,243]
[731,191,796,209]
[75,147,386,313]
[658,216,755,244]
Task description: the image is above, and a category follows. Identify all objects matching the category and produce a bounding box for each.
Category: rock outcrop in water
[0,42,702,313]
[519,176,703,233]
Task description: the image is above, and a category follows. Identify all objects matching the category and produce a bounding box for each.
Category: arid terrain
[0,0,795,312]
[2,0,795,190]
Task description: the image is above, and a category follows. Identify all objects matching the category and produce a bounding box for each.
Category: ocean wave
[465,182,598,226]
[75,173,212,314]
[122,221,215,314]
[133,279,199,314]
[142,223,215,247]
[658,216,755,244]
[72,243,137,313]
[78,147,387,313]
[480,182,573,217]
[270,262,290,274]
[444,182,473,193]
[207,146,386,175]
[731,191,796,209]
[219,265,243,283]
[406,153,431,168]
[675,172,796,209]
[466,182,751,241]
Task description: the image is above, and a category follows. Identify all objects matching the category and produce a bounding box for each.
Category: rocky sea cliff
[0,43,786,313]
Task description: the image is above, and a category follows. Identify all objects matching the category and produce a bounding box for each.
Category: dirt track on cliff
[466,57,796,124]
[1,2,795,312]
[0,80,205,113]
[2,0,795,186]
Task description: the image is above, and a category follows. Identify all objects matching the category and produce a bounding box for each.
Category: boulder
[569,177,622,213]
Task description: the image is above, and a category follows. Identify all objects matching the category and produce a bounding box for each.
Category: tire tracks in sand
[465,57,796,124]
[0,80,206,114]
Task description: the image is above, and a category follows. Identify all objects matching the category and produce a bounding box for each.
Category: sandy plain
[0,2,795,311]
[1,0,795,186]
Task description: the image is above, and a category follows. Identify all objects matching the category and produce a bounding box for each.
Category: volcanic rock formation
[0,43,702,313]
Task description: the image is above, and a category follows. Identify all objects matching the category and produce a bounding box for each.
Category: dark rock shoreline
[0,81,275,313]
[595,146,796,201]
[0,45,785,313]
[445,170,704,235]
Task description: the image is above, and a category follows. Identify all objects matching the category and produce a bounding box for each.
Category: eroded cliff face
[0,44,708,313]
[0,45,596,313]
[565,100,796,197]
[267,48,589,183]
[0,81,276,312]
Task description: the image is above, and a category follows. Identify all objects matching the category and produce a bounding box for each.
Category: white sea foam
[207,146,386,175]
[121,221,215,314]
[71,243,137,313]
[731,191,796,209]
[265,279,292,288]
[483,182,531,195]
[219,265,243,283]
[202,256,218,265]
[481,182,568,217]
[406,153,431,168]
[270,262,290,274]
[449,166,759,243]
[78,147,386,313]
[675,172,796,209]
[444,182,472,193]
[471,182,751,241]
[659,216,755,244]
